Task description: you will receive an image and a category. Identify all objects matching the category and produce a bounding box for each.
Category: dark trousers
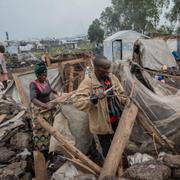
[97,120,119,157]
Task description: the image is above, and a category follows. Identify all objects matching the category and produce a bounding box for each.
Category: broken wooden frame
[58,56,92,93]
[12,64,59,107]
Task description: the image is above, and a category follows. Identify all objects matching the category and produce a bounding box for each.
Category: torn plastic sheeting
[135,39,178,71]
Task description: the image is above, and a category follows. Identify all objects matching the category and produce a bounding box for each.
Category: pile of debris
[121,153,180,179]
[6,52,39,69]
[1,39,180,179]
[0,95,33,179]
[50,52,92,63]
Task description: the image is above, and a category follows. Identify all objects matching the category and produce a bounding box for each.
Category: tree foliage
[100,0,168,36]
[156,25,174,34]
[166,0,180,23]
[88,19,104,44]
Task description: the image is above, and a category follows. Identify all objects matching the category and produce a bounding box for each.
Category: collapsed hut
[1,43,180,179]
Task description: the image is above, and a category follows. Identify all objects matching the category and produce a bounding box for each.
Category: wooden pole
[99,100,138,179]
[69,65,74,92]
[45,52,51,67]
[36,116,101,175]
[33,151,48,180]
[0,114,7,124]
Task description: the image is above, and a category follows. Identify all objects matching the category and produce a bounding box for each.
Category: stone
[0,168,19,180]
[5,161,27,177]
[0,161,26,179]
[163,154,180,168]
[123,160,171,180]
[51,161,79,180]
[10,132,31,150]
[127,152,154,166]
[0,147,15,163]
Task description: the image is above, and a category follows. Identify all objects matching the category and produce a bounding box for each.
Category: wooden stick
[99,100,138,179]
[0,114,7,124]
[36,116,101,175]
[50,92,73,104]
[69,66,74,92]
[33,151,48,180]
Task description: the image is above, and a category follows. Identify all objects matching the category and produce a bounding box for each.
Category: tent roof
[135,39,178,70]
[104,30,149,42]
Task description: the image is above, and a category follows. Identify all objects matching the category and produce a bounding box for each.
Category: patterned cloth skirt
[31,105,54,151]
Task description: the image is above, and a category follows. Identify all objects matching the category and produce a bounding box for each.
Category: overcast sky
[0,0,111,41]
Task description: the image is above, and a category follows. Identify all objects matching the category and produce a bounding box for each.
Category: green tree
[166,0,180,23]
[88,19,104,44]
[100,0,167,35]
[166,0,180,35]
[175,27,180,35]
[100,7,120,36]
[156,25,174,34]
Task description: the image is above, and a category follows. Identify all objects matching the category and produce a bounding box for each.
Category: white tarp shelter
[103,30,149,61]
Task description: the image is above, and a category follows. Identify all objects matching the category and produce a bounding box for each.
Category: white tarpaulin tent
[103,30,149,61]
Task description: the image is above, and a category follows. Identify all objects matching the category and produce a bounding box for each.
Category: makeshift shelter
[133,39,178,71]
[153,35,180,55]
[103,30,149,61]
[112,60,180,152]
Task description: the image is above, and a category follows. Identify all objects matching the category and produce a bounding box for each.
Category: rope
[152,131,159,157]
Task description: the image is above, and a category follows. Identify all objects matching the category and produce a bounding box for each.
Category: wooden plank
[33,151,48,180]
[36,115,101,175]
[12,73,29,107]
[58,62,64,82]
[45,53,51,67]
[12,64,58,77]
[69,66,74,92]
[0,114,7,124]
[117,159,123,177]
[99,100,138,179]
[60,58,85,66]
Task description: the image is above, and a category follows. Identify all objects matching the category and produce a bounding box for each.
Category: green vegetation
[88,19,104,45]
[88,0,180,39]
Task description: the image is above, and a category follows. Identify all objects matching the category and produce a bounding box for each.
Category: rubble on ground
[0,95,33,179]
[6,52,39,69]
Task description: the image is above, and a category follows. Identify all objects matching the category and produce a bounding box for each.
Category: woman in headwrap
[29,61,58,154]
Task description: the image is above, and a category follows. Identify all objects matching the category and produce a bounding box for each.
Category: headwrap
[34,61,47,77]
